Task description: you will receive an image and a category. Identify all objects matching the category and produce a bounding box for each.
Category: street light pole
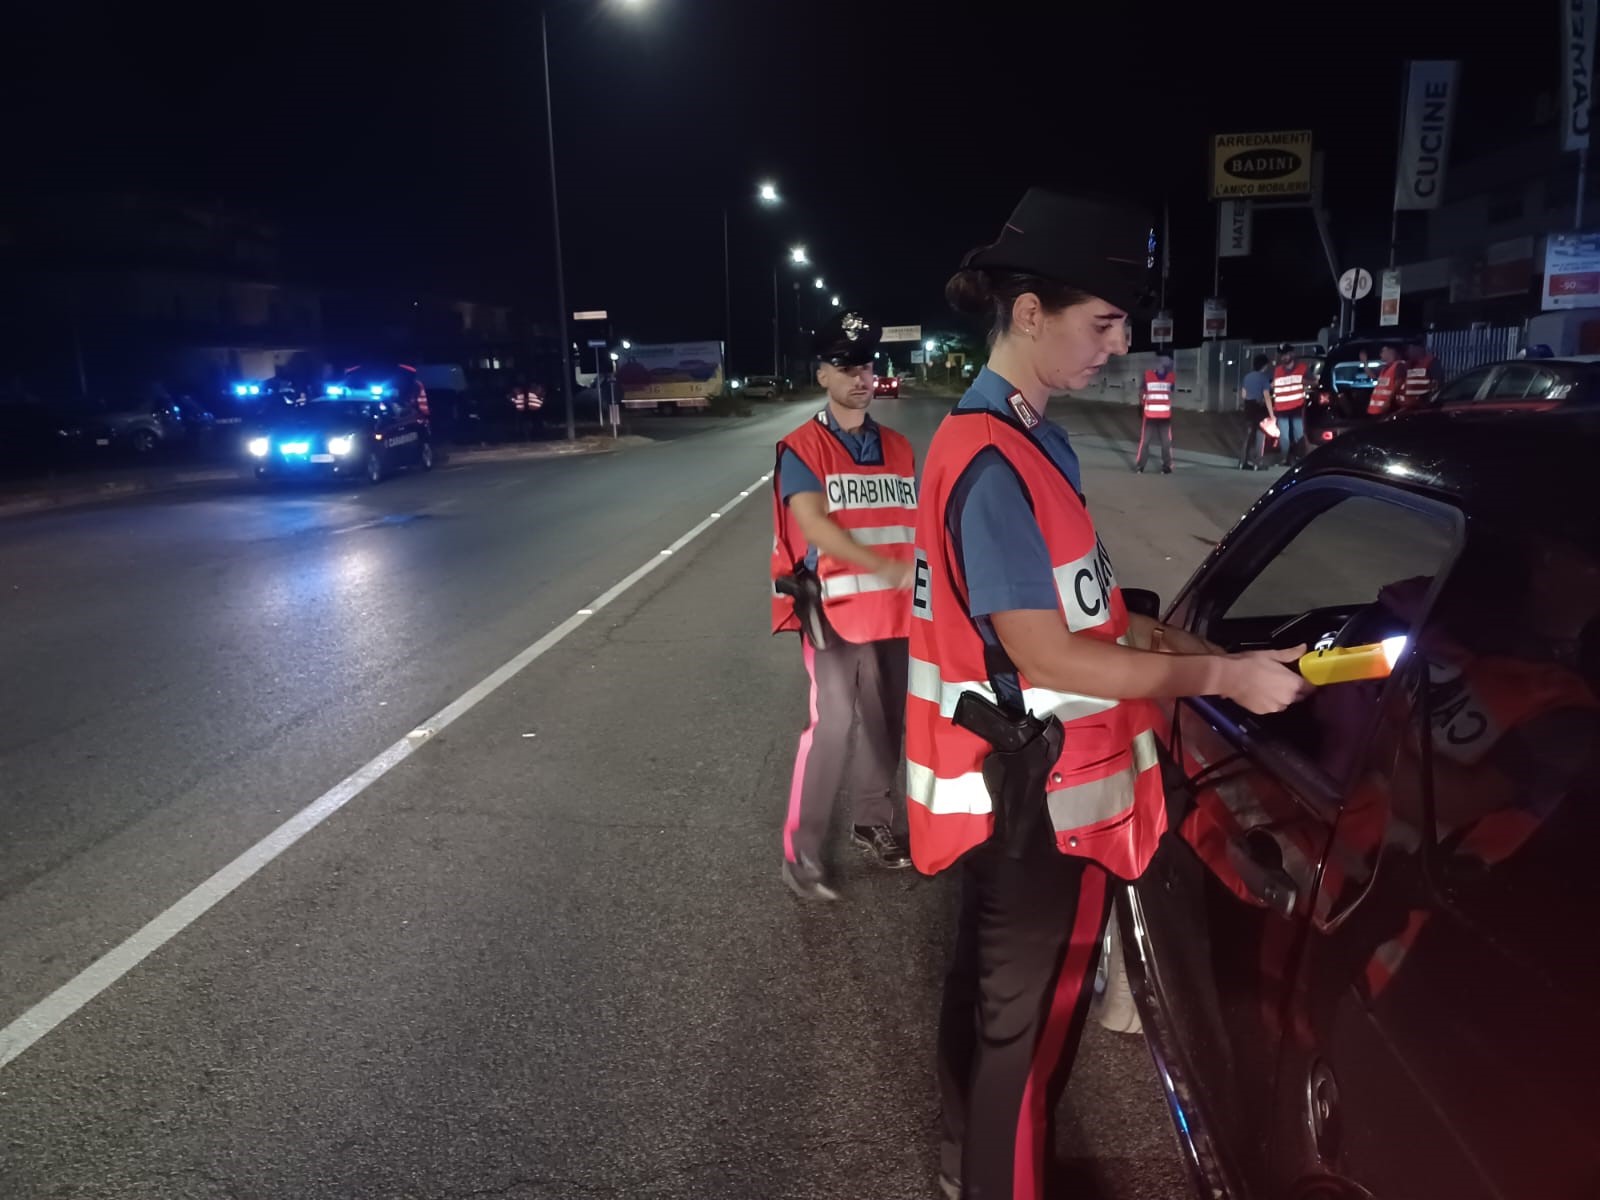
[722,206,733,380]
[539,6,576,441]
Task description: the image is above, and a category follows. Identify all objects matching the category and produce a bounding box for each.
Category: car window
[1435,366,1493,405]
[1196,488,1459,769]
[1523,368,1561,398]
[1222,494,1455,624]
[1484,364,1540,399]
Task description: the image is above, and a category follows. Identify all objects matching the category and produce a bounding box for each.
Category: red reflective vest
[904,403,1167,877]
[1368,361,1403,416]
[1271,363,1309,412]
[1403,354,1438,407]
[1141,370,1174,418]
[770,411,917,644]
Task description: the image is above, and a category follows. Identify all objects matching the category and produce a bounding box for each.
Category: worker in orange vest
[1269,343,1312,466]
[1367,344,1405,417]
[1401,338,1443,409]
[1133,354,1176,473]
[770,310,918,901]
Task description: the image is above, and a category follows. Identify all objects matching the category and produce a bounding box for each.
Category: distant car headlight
[328,435,356,456]
[247,436,270,457]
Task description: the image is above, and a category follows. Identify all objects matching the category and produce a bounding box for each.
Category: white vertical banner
[1380,269,1403,326]
[1565,0,1597,151]
[1394,60,1461,211]
[1217,200,1252,257]
[1202,298,1228,338]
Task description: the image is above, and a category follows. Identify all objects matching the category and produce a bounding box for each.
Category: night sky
[8,1,1555,370]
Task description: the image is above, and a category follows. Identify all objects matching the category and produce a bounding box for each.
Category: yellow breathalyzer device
[1298,636,1408,686]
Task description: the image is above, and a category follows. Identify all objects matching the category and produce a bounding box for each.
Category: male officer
[1133,353,1176,473]
[770,311,917,901]
[1270,342,1312,465]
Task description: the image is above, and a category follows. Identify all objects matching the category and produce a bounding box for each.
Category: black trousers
[1240,402,1267,466]
[1134,418,1173,470]
[937,832,1113,1200]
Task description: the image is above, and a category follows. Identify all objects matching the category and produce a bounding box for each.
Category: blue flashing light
[280,440,311,455]
[369,385,385,397]
[248,384,261,396]
[325,385,346,398]
[234,384,248,396]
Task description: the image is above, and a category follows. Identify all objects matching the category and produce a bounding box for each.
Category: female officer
[905,189,1312,1200]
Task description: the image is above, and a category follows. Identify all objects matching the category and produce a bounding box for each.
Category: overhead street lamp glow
[814,278,825,289]
[609,352,620,361]
[790,245,808,265]
[758,181,779,203]
[925,339,937,352]
[830,296,840,307]
[621,339,631,349]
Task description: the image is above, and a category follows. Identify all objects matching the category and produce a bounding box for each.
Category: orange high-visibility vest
[1141,370,1174,418]
[904,402,1166,877]
[769,412,917,644]
[1368,361,1404,416]
[1272,363,1309,412]
[1403,354,1439,407]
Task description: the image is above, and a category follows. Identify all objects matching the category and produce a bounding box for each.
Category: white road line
[0,472,771,1072]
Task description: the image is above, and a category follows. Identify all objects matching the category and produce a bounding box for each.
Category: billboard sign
[1380,269,1402,326]
[1203,298,1227,338]
[1564,0,1596,152]
[1210,131,1313,199]
[880,324,923,343]
[614,341,725,406]
[1543,231,1600,310]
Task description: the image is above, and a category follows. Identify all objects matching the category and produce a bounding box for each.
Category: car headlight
[247,436,270,457]
[328,435,356,456]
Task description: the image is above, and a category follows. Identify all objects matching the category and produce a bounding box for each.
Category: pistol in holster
[774,563,838,651]
[952,690,1065,860]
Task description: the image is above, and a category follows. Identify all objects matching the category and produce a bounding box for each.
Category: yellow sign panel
[1210,130,1313,199]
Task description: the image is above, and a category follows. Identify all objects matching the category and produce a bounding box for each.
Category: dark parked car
[1125,410,1600,1200]
[1303,334,1412,447]
[1419,354,1600,412]
[247,396,433,484]
[86,393,211,455]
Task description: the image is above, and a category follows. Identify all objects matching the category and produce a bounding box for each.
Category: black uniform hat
[962,188,1157,314]
[813,310,881,367]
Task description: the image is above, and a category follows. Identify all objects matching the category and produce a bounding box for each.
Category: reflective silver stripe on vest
[849,525,917,547]
[821,571,899,599]
[1045,728,1159,832]
[906,759,992,815]
[907,656,1116,723]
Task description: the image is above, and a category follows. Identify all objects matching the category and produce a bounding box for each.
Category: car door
[1132,480,1461,1195]
[1278,517,1600,1200]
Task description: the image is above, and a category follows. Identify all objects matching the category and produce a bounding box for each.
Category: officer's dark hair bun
[944,267,996,317]
[945,265,1093,343]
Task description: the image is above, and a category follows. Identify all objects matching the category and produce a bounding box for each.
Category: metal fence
[1425,326,1523,378]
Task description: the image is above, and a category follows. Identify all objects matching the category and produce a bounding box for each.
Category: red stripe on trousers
[1012,866,1110,1199]
[782,638,820,862]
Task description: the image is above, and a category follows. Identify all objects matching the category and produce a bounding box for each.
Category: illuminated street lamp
[758,181,779,203]
[621,339,631,349]
[830,296,840,307]
[790,245,809,266]
[814,277,825,290]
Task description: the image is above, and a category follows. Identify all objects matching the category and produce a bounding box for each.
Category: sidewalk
[0,436,633,521]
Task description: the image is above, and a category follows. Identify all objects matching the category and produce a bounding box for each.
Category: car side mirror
[1122,588,1162,620]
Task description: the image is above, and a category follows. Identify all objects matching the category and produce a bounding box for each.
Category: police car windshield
[284,401,375,425]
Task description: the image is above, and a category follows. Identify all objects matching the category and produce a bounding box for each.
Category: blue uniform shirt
[1241,369,1271,403]
[948,367,1080,620]
[778,409,884,568]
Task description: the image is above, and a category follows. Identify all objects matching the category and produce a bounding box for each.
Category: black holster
[952,690,1065,859]
[774,564,837,651]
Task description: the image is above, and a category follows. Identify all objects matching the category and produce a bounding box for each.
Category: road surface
[0,391,1275,1199]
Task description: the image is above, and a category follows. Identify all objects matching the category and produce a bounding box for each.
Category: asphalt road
[0,390,1276,1200]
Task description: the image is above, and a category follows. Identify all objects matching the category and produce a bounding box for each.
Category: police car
[247,395,433,484]
[1122,409,1600,1200]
